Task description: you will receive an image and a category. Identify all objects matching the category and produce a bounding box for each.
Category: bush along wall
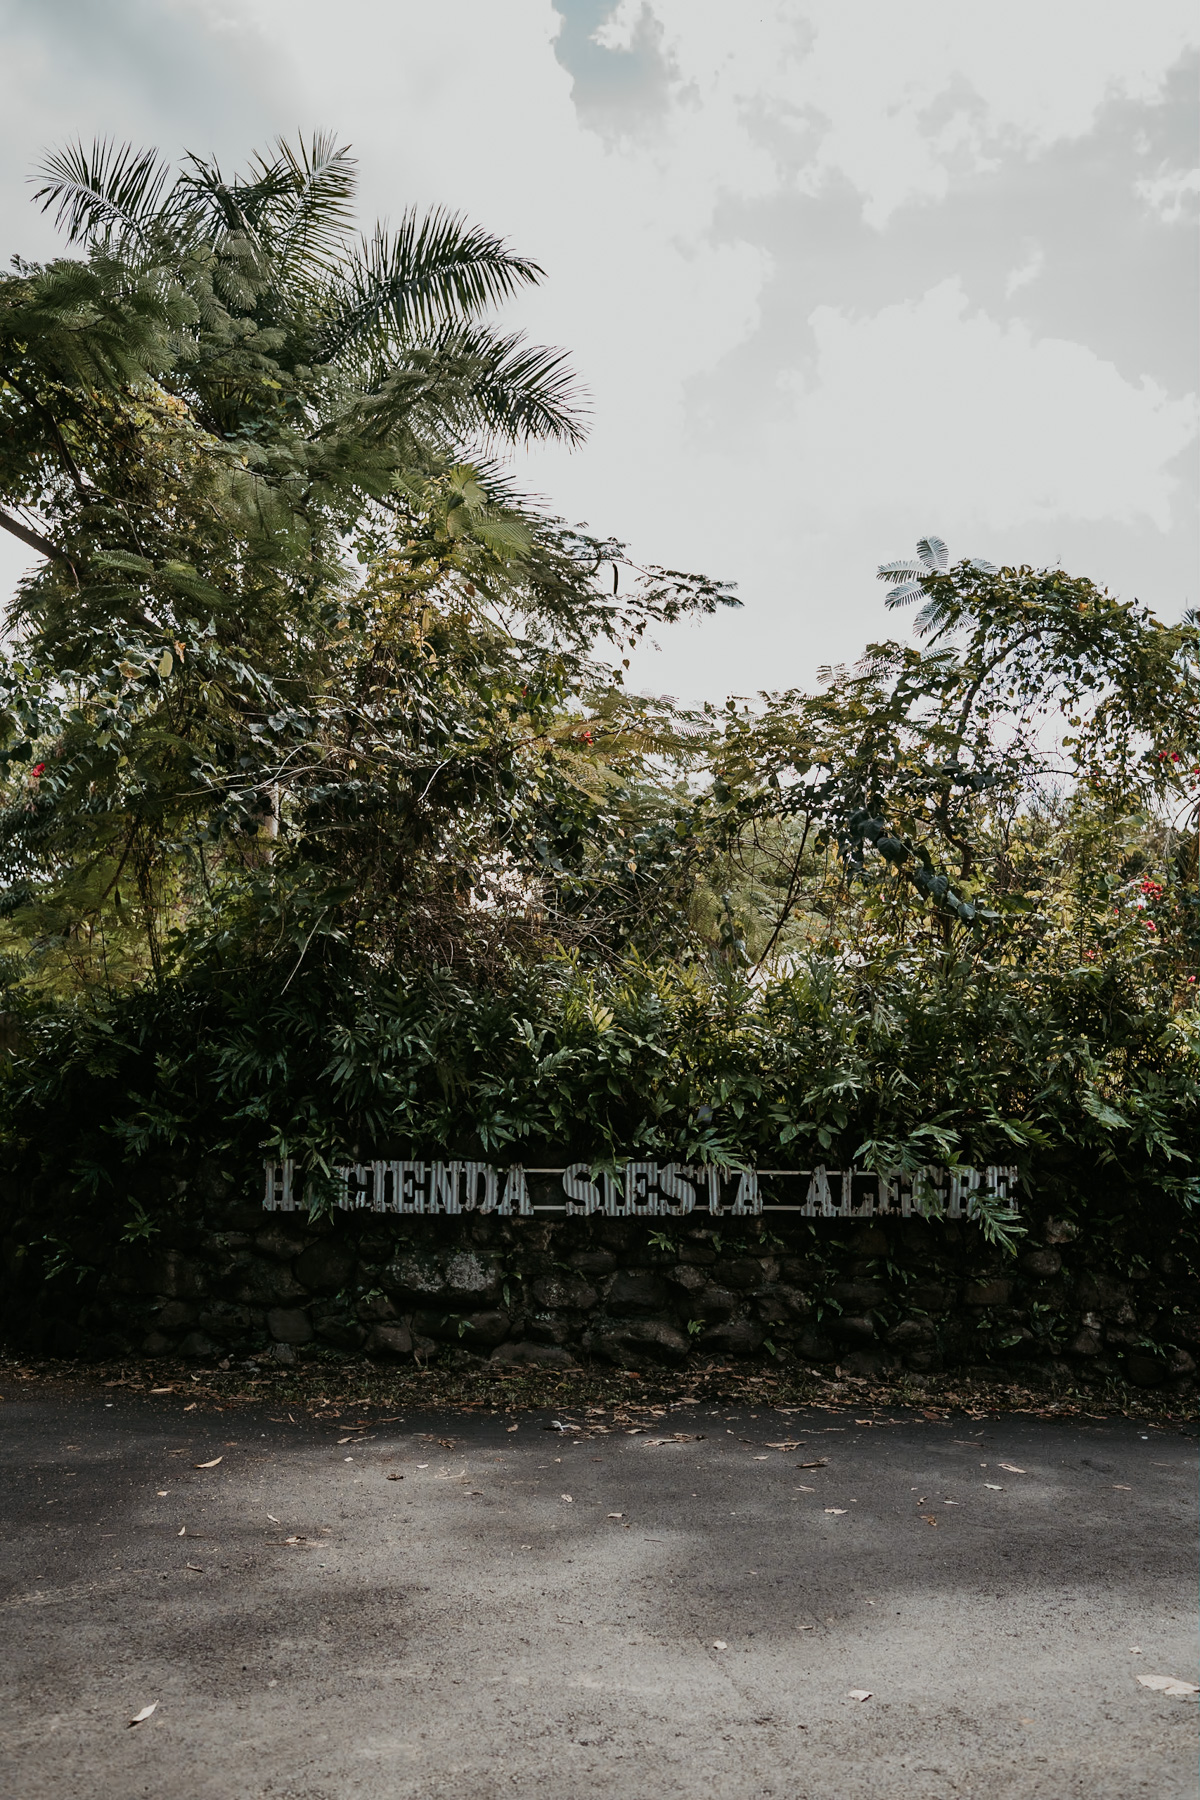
[3,1164,1197,1397]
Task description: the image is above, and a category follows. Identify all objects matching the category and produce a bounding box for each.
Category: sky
[1,0,1197,703]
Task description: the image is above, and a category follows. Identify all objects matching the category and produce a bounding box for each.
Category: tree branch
[0,506,77,573]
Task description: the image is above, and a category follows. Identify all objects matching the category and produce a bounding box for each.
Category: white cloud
[779,279,1197,533]
[598,0,1200,224]
[1137,164,1200,223]
[1004,243,1044,298]
[1,0,1195,700]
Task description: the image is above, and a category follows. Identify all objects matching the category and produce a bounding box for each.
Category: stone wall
[3,1179,1197,1394]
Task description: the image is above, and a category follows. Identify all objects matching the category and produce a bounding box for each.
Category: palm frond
[969,558,999,575]
[319,211,545,360]
[913,598,957,636]
[31,140,173,254]
[915,535,950,571]
[353,323,586,450]
[450,325,586,447]
[876,560,926,581]
[885,581,929,608]
[263,133,357,276]
[178,134,356,277]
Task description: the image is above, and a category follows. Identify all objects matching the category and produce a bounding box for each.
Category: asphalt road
[0,1390,1195,1799]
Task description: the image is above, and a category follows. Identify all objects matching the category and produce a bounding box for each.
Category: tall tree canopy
[0,143,1194,1246]
[0,135,734,990]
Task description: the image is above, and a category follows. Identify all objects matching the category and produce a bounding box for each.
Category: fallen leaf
[507,1425,519,1433]
[386,1473,403,1481]
[561,1494,573,1503]
[998,1463,1026,1474]
[128,1703,157,1727]
[283,1535,306,1545]
[193,1457,223,1469]
[183,1403,196,1412]
[417,1463,429,1469]
[156,1490,169,1497]
[983,1483,1003,1491]
[847,1689,872,1702]
[766,1441,803,1451]
[185,1562,203,1572]
[607,1512,624,1519]
[825,1508,847,1516]
[712,1640,727,1651]
[797,1459,828,1469]
[1130,1646,1142,1654]
[1112,1484,1131,1490]
[920,1515,938,1527]
[795,1485,815,1492]
[1137,1675,1199,1697]
[150,1388,173,1395]
[752,1455,769,1461]
[177,1527,186,1537]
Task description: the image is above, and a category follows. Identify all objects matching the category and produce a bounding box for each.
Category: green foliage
[0,145,1196,1266]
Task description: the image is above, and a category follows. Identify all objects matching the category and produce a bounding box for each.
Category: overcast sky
[2,0,1197,701]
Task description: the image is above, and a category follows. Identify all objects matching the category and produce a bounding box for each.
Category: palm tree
[31,132,584,448]
[0,133,585,631]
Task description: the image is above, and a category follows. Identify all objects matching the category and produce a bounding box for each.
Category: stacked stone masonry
[3,1190,1196,1393]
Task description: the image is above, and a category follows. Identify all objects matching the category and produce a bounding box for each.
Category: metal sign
[263,1159,1017,1220]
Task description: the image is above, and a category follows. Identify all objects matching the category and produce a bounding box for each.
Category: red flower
[30,762,45,777]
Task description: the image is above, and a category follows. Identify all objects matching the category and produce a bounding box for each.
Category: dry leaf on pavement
[920,1515,938,1527]
[998,1463,1026,1474]
[847,1690,872,1702]
[797,1459,828,1469]
[1137,1675,1199,1697]
[983,1483,1003,1490]
[712,1640,727,1650]
[825,1508,847,1515]
[193,1457,223,1469]
[561,1494,573,1503]
[128,1703,157,1727]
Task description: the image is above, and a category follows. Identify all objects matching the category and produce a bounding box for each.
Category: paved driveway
[0,1392,1195,1798]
